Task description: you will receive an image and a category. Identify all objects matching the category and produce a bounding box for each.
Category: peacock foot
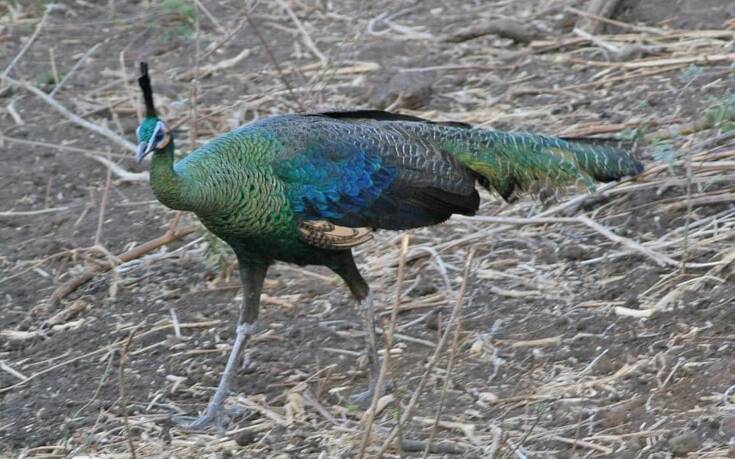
[171,405,245,431]
[171,413,222,431]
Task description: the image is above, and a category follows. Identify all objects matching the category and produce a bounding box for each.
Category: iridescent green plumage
[133,64,643,428]
[138,112,642,263]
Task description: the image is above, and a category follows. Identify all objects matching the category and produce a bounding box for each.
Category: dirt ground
[1,0,735,457]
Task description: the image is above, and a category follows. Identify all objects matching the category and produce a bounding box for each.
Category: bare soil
[2,0,735,457]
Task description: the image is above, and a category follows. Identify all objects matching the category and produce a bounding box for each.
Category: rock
[234,430,258,446]
[370,72,434,110]
[601,398,644,428]
[668,431,700,456]
[424,309,442,330]
[558,244,586,261]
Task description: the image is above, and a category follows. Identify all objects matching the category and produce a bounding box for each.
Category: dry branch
[0,207,70,217]
[87,155,149,182]
[48,220,195,306]
[0,360,29,382]
[177,48,251,82]
[567,53,735,69]
[550,435,613,455]
[565,6,665,34]
[118,325,141,459]
[442,19,540,44]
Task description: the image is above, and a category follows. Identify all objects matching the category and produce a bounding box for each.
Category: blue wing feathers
[275,143,399,222]
[268,116,480,230]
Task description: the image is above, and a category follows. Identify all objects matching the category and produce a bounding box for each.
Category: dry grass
[2,0,735,458]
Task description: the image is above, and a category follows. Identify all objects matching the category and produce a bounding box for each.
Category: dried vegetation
[1,0,735,457]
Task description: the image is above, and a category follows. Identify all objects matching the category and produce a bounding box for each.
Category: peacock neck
[149,141,194,211]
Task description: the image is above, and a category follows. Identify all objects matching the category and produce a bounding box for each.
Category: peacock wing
[269,113,480,247]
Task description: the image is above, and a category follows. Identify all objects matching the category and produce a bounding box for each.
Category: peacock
[134,63,643,429]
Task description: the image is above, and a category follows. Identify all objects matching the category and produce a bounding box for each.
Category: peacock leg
[327,251,388,404]
[349,290,384,404]
[174,260,267,430]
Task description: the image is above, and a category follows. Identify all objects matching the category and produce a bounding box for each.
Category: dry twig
[378,248,476,457]
[48,216,194,305]
[2,5,52,79]
[118,325,142,459]
[274,0,327,63]
[442,18,540,44]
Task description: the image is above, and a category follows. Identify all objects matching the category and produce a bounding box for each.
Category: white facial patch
[147,121,168,152]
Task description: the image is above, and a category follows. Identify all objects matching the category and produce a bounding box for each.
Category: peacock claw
[171,413,223,431]
[171,405,244,431]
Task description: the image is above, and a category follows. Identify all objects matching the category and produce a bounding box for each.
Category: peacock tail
[436,128,644,200]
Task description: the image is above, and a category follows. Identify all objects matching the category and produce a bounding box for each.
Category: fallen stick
[0,360,29,382]
[177,48,251,81]
[577,215,677,267]
[48,221,195,306]
[663,192,735,211]
[550,435,613,455]
[0,207,69,217]
[87,154,149,182]
[456,214,678,267]
[559,115,678,137]
[567,53,735,70]
[442,18,540,44]
[192,0,225,33]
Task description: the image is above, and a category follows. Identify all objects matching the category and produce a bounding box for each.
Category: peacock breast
[194,166,297,241]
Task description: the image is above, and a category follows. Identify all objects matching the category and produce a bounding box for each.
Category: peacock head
[135,62,173,163]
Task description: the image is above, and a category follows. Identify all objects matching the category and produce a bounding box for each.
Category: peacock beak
[136,142,152,164]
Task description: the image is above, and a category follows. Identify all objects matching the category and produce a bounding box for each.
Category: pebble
[668,431,700,456]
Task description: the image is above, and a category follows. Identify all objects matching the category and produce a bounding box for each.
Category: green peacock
[134,63,643,429]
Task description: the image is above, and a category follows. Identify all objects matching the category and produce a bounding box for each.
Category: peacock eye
[155,129,164,142]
